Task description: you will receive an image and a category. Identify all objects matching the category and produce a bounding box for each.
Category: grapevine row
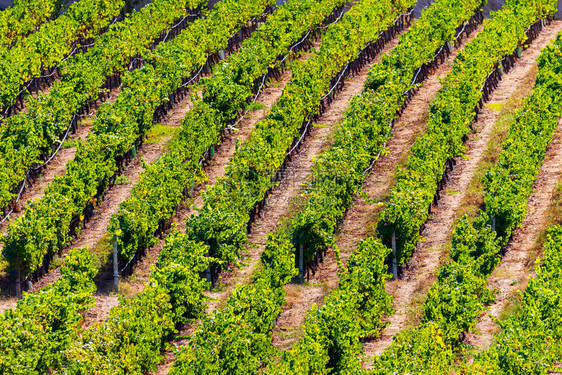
[268,238,392,373]
[279,0,484,278]
[0,0,205,220]
[1,0,274,289]
[60,231,211,373]
[377,0,556,273]
[1,232,209,373]
[371,8,560,373]
[170,0,411,270]
[109,0,349,267]
[47,3,279,370]
[40,2,348,372]
[168,1,415,373]
[0,247,96,373]
[0,0,273,372]
[469,226,562,373]
[0,0,124,114]
[259,0,486,370]
[0,0,63,52]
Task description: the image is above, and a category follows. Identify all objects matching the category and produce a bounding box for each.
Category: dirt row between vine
[147,43,324,375]
[362,20,562,366]
[268,22,483,356]
[269,32,405,351]
[466,120,562,351]
[0,90,120,235]
[0,90,122,314]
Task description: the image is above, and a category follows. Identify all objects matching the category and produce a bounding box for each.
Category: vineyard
[0,0,561,373]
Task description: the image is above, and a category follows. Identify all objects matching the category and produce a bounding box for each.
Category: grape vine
[0,0,124,112]
[371,7,560,372]
[377,0,556,272]
[109,0,349,263]
[0,0,205,217]
[167,1,414,372]
[0,0,64,52]
[1,0,273,285]
[0,247,96,373]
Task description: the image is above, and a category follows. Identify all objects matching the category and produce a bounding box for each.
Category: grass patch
[274,327,303,342]
[546,180,562,226]
[79,116,94,127]
[114,174,131,185]
[403,291,429,329]
[314,122,329,129]
[118,282,133,297]
[246,101,265,112]
[90,232,114,268]
[268,80,283,88]
[61,138,78,149]
[529,180,562,265]
[145,124,179,144]
[485,102,505,112]
[498,288,524,322]
[49,254,65,271]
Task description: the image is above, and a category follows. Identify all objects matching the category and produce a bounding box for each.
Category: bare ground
[466,118,562,350]
[80,98,193,326]
[362,20,562,365]
[0,91,120,311]
[270,33,404,351]
[147,54,317,375]
[0,92,119,234]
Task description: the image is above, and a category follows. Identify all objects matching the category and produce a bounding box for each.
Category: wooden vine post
[15,268,21,300]
[391,231,398,279]
[298,233,304,284]
[205,250,212,289]
[113,236,119,293]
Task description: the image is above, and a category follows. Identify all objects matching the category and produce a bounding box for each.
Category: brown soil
[345,27,481,364]
[270,32,404,352]
[148,45,320,375]
[80,98,193,326]
[466,118,562,351]
[0,91,119,234]
[0,298,17,315]
[362,20,562,365]
[83,295,120,328]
